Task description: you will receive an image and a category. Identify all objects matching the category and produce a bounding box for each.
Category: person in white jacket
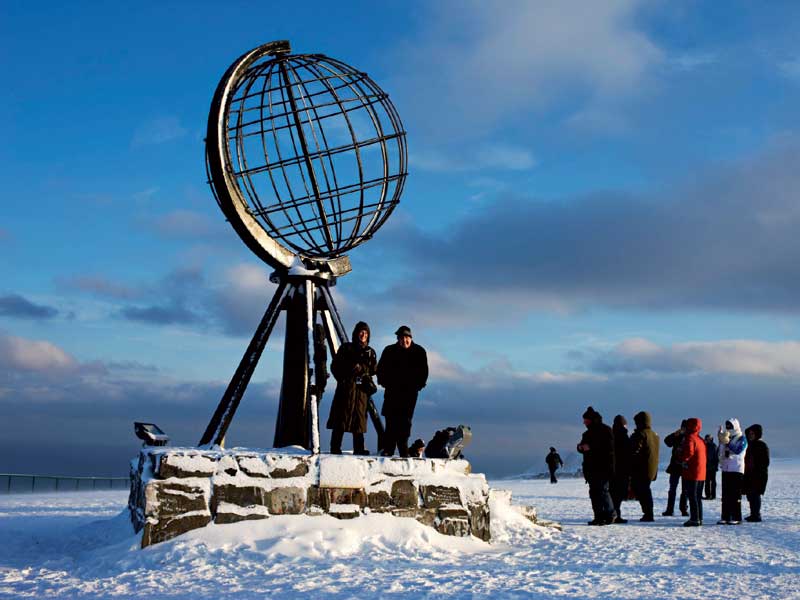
[717,418,748,525]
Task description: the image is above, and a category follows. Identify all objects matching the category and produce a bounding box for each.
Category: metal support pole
[305,280,320,454]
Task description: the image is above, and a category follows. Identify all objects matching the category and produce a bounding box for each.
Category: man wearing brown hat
[377,325,429,457]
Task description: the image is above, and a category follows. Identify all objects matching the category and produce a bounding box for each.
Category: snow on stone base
[129,447,494,548]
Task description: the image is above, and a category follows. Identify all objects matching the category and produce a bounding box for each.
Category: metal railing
[0,473,129,494]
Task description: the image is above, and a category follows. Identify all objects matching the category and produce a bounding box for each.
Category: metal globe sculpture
[206,39,407,271]
[201,41,407,451]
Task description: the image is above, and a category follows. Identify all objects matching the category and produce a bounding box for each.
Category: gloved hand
[718,426,730,445]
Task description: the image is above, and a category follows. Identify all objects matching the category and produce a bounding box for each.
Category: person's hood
[351,321,370,344]
[685,417,702,434]
[745,424,763,440]
[633,411,652,429]
[725,417,743,437]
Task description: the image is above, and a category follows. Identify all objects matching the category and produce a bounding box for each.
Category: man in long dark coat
[629,410,659,521]
[545,447,563,484]
[743,424,770,522]
[577,406,616,525]
[326,321,376,455]
[377,325,428,457]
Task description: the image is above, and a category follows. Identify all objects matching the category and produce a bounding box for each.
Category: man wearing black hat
[377,325,429,457]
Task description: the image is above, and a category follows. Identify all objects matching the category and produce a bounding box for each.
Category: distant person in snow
[680,418,706,527]
[377,325,428,457]
[610,415,631,524]
[326,321,377,455]
[629,411,659,522]
[545,447,564,484]
[717,418,748,525]
[743,424,770,522]
[577,406,616,525]
[703,434,719,500]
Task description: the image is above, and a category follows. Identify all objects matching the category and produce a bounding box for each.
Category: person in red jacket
[680,417,707,527]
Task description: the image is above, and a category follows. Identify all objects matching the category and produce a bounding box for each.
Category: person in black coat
[545,447,564,484]
[577,406,616,525]
[703,434,719,500]
[377,325,429,457]
[743,424,770,522]
[663,420,689,517]
[326,321,377,455]
[610,415,631,523]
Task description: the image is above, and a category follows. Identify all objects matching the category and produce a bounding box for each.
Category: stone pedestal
[128,447,492,548]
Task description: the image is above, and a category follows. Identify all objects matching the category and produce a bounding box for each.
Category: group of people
[573,406,770,527]
[325,322,429,457]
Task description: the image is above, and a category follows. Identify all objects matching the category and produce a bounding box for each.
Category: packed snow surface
[1,460,799,599]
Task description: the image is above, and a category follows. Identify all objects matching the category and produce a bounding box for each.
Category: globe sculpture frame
[199,40,407,452]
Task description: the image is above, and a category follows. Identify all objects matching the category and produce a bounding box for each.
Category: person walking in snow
[629,411,659,521]
[662,420,689,517]
[717,418,748,525]
[610,415,631,523]
[743,424,770,522]
[545,447,564,484]
[377,325,428,457]
[326,321,377,455]
[703,434,719,500]
[577,406,616,525]
[680,418,706,526]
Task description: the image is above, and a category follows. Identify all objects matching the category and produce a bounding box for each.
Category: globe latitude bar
[199,40,407,452]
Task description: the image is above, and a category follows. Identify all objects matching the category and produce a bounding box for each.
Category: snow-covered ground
[1,460,798,599]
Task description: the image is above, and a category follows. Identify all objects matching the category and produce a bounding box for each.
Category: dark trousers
[746,492,762,519]
[665,471,688,514]
[610,477,629,519]
[587,477,615,521]
[631,477,654,518]
[330,429,365,454]
[704,473,717,499]
[682,479,703,523]
[721,471,743,522]
[382,417,409,457]
[549,467,558,484]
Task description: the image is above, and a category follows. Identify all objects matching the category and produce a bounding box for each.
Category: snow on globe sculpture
[199,40,407,452]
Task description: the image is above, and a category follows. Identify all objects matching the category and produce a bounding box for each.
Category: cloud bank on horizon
[2,1,800,476]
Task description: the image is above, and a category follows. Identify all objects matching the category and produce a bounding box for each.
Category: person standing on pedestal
[326,321,376,455]
[377,325,428,458]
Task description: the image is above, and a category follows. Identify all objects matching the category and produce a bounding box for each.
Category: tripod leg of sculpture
[274,280,313,449]
[199,280,289,447]
[318,285,386,451]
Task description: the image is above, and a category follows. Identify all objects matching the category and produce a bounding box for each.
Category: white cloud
[131,116,187,147]
[778,57,800,81]
[595,337,800,377]
[0,334,76,372]
[394,0,662,136]
[410,143,537,173]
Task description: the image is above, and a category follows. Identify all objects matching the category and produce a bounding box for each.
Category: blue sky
[2,1,800,477]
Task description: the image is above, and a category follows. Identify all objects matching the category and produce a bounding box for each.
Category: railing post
[7,475,11,494]
[55,478,59,491]
[31,476,35,493]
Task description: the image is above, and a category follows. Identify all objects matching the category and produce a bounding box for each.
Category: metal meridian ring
[206,40,297,271]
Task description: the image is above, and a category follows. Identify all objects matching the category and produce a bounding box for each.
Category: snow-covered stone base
[128,447,492,548]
